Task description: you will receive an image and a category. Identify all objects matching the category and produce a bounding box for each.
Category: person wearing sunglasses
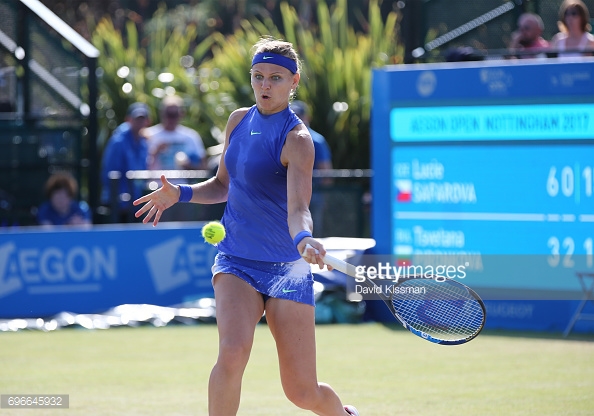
[144,95,207,221]
[550,0,594,57]
[146,95,207,173]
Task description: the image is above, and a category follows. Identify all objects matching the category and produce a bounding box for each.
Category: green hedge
[92,0,402,169]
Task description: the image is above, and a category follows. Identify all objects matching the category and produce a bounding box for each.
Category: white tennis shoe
[344,405,360,415]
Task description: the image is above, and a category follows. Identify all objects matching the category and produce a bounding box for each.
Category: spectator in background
[508,13,550,58]
[290,100,333,234]
[145,95,207,172]
[144,95,207,221]
[550,0,594,57]
[289,100,333,175]
[37,172,91,228]
[100,102,150,223]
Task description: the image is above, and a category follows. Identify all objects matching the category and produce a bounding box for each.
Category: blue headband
[251,52,298,74]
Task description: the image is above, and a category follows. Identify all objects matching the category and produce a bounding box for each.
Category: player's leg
[265,298,349,416]
[208,273,265,416]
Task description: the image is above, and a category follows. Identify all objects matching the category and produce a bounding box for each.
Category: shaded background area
[1,0,593,230]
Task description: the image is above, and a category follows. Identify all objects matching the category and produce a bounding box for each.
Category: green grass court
[2,323,593,415]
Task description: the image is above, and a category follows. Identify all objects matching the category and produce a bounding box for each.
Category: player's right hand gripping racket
[305,245,486,345]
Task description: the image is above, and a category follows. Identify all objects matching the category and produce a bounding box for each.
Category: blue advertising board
[0,224,217,318]
[371,59,594,332]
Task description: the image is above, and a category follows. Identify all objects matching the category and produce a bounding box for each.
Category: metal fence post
[109,171,121,224]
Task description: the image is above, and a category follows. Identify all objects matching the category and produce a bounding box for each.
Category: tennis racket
[305,245,486,345]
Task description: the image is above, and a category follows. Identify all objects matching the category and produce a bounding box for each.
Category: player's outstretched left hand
[133,175,180,226]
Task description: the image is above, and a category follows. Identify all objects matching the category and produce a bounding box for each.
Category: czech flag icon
[395,180,412,202]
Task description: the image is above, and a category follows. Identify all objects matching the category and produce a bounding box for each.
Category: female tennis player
[133,37,359,416]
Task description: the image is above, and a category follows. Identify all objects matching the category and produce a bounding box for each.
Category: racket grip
[302,244,356,277]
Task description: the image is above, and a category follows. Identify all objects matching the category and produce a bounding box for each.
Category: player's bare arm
[282,125,327,268]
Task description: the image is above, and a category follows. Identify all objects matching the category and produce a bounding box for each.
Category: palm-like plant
[199,0,402,168]
[92,0,403,168]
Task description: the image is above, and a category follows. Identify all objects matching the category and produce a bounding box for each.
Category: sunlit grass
[1,323,593,415]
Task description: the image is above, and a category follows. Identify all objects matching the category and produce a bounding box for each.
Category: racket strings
[405,297,482,338]
[396,298,482,340]
[391,279,484,341]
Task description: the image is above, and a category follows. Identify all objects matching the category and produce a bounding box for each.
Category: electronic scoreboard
[371,59,594,331]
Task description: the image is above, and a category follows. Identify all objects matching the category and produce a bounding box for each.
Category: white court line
[579,215,594,222]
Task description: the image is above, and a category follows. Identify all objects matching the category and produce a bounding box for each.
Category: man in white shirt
[145,95,206,174]
[145,95,207,221]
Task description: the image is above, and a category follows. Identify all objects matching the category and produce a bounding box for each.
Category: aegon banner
[0,224,217,318]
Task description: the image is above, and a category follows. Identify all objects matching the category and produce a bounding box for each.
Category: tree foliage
[92,0,403,168]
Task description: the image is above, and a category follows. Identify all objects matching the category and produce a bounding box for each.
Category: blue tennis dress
[213,105,315,305]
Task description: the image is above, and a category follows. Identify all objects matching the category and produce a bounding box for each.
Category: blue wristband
[293,230,312,249]
[178,184,193,203]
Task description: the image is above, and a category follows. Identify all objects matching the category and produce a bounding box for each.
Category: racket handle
[302,244,357,278]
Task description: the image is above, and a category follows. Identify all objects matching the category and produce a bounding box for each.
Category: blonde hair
[251,37,302,74]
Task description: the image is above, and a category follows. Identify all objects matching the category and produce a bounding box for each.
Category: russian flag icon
[395,180,412,202]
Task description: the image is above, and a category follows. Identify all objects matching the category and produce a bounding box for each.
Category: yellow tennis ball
[202,221,226,245]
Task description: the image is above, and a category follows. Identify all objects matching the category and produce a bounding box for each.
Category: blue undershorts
[212,252,315,306]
